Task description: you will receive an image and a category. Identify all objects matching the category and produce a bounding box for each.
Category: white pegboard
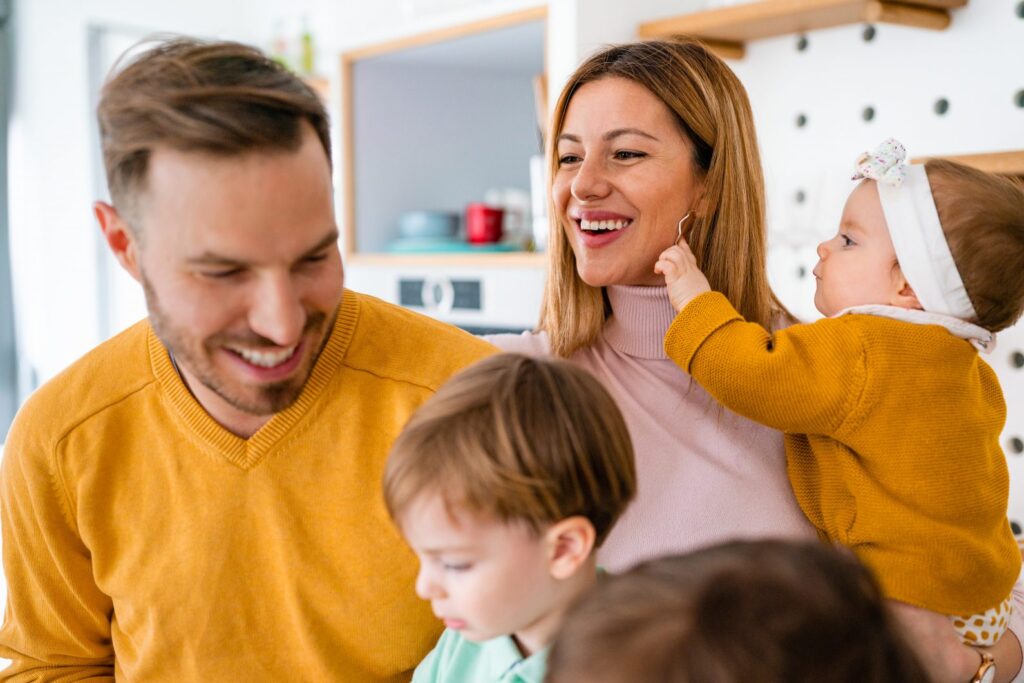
[729,2,1024,523]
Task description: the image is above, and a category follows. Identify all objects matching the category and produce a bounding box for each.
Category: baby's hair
[926,158,1024,331]
[383,353,636,546]
[545,540,930,683]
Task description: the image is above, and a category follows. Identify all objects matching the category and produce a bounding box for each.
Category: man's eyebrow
[556,128,659,144]
[186,229,339,266]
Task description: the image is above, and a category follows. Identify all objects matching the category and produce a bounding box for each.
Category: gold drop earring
[676,212,693,244]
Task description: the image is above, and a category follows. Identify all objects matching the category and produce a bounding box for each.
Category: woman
[489,40,1022,682]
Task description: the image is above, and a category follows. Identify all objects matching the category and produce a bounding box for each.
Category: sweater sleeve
[664,291,866,436]
[0,410,115,680]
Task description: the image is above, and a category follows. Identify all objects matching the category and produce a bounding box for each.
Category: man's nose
[248,272,305,348]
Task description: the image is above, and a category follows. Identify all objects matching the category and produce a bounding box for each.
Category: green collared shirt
[412,629,548,683]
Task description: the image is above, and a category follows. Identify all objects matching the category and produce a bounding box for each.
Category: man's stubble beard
[141,272,334,416]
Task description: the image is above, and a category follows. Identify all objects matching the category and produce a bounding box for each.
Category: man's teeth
[580,219,630,231]
[231,345,298,368]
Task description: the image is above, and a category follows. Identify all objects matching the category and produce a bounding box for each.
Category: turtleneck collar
[603,285,677,359]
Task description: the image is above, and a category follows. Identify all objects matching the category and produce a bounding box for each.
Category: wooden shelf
[347,252,547,268]
[912,150,1024,177]
[638,0,968,59]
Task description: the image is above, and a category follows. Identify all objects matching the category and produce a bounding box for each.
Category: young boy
[382,353,637,682]
[655,139,1023,674]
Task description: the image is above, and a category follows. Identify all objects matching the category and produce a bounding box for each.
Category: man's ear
[94,201,141,282]
[544,516,596,581]
[890,266,923,310]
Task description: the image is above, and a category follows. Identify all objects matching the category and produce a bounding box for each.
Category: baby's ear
[545,517,596,581]
[890,267,923,310]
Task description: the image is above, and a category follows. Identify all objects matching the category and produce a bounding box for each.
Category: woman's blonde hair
[541,39,785,357]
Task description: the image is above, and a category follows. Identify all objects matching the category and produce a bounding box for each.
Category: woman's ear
[890,266,923,310]
[94,201,141,282]
[544,516,596,581]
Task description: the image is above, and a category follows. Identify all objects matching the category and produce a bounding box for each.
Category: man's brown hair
[383,353,636,546]
[546,540,930,683]
[926,159,1024,331]
[97,36,330,222]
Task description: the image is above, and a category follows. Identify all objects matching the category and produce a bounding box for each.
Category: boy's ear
[890,266,923,310]
[544,516,596,581]
[94,201,141,283]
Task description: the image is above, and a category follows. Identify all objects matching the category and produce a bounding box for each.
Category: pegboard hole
[796,35,809,52]
[796,265,808,279]
[862,106,876,122]
[1016,90,1024,109]
[862,25,877,42]
[796,113,808,128]
[795,189,807,204]
[1011,350,1024,369]
[1017,1,1024,19]
[933,98,950,116]
[1009,436,1024,455]
[1013,520,1023,536]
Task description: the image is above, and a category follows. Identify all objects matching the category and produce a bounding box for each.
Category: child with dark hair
[546,540,931,683]
[383,353,637,682]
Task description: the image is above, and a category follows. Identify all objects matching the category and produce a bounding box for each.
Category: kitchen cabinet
[340,6,547,267]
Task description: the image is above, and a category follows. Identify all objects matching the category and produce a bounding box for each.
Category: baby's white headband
[851,139,978,321]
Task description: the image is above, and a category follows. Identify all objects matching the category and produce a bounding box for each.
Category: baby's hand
[655,242,711,312]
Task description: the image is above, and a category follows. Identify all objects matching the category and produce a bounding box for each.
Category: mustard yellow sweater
[665,292,1020,615]
[0,290,496,682]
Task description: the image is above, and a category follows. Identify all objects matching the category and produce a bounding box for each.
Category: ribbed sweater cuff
[664,291,743,372]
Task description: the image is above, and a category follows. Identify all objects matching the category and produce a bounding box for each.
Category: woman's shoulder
[482,329,551,356]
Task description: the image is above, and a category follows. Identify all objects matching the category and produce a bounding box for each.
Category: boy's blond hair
[927,158,1024,331]
[383,354,636,546]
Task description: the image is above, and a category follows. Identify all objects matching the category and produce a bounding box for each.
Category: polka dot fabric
[951,596,1013,647]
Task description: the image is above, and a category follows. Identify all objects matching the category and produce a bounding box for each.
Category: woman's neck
[603,285,677,359]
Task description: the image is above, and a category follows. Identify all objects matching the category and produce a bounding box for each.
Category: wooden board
[639,0,967,52]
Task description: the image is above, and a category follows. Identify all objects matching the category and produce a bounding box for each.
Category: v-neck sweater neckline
[148,290,360,469]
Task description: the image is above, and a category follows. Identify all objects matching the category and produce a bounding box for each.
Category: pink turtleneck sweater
[488,285,814,571]
[490,285,1024,682]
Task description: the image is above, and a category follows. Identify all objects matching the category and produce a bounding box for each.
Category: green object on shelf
[300,19,315,75]
[386,237,523,254]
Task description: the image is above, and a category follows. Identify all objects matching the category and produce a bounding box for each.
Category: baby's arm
[654,242,710,312]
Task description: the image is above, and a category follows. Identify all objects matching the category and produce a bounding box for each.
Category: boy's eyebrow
[418,545,477,556]
[186,228,339,266]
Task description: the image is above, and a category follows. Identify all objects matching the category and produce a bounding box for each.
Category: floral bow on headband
[852,138,907,187]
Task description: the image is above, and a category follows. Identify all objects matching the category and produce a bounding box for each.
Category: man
[0,38,495,681]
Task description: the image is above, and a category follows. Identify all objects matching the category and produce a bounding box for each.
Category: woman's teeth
[231,345,298,368]
[580,219,630,231]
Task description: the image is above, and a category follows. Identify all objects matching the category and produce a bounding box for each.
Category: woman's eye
[300,254,328,267]
[558,153,581,166]
[614,150,646,161]
[841,234,855,247]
